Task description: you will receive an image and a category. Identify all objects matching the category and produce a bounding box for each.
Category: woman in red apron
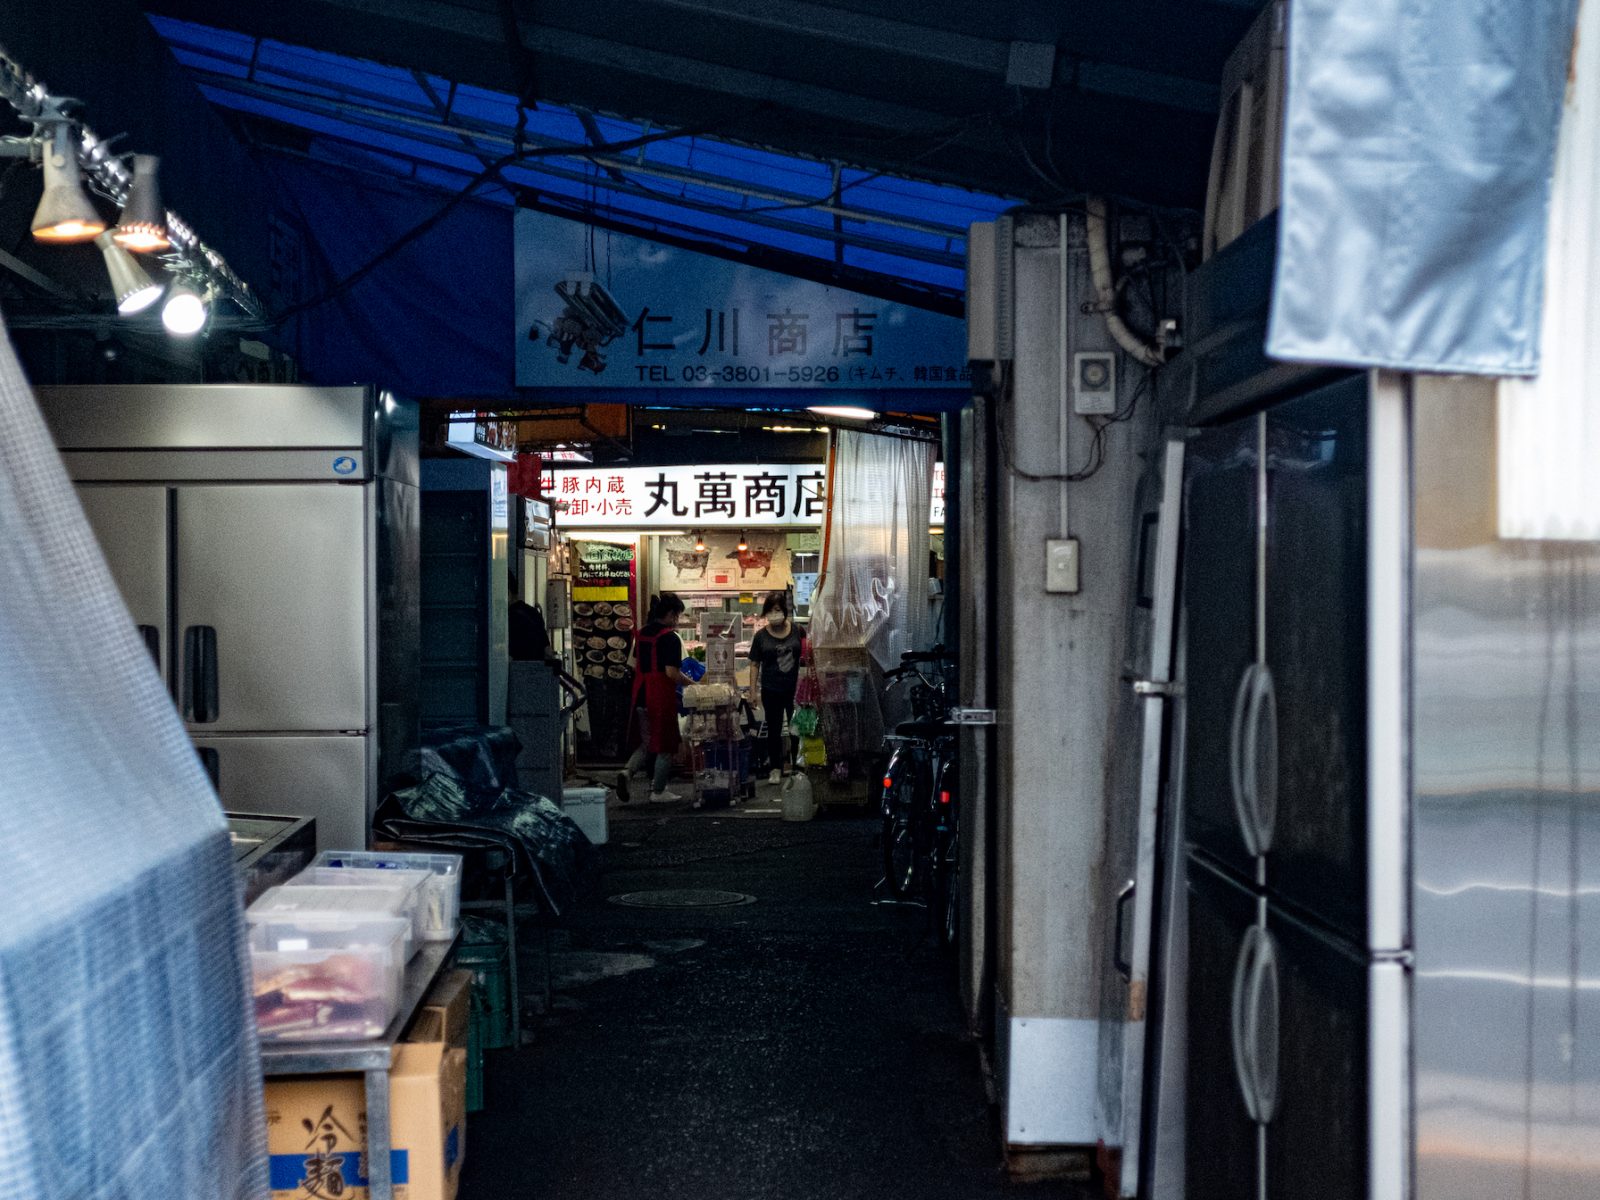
[618,591,686,803]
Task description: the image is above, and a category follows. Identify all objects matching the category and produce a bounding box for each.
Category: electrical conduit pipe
[1085,196,1164,368]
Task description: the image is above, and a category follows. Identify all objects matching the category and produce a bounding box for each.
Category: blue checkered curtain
[1268,0,1580,374]
[0,317,266,1198]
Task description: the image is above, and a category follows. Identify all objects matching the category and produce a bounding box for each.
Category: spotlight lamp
[94,231,163,314]
[736,531,749,552]
[693,531,707,552]
[113,154,169,252]
[1,49,264,325]
[161,277,212,336]
[30,119,105,243]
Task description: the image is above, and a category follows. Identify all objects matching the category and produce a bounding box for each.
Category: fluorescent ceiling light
[95,232,163,314]
[113,154,170,252]
[31,122,105,243]
[161,279,209,335]
[807,406,876,421]
[574,530,683,542]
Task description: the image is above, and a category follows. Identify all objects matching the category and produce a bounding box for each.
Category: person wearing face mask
[747,591,806,785]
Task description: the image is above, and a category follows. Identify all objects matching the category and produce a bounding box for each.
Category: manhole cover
[608,889,757,909]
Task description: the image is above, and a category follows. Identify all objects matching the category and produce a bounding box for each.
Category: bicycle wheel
[881,772,920,897]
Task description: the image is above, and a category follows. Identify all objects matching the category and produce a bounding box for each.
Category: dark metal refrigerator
[1178,373,1409,1200]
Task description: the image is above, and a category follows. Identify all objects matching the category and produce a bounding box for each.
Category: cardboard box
[418,970,472,1051]
[265,1042,466,1200]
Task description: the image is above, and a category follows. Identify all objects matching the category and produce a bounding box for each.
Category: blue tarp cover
[1269,0,1581,375]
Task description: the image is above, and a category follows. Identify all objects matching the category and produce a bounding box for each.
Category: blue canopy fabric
[1269,0,1581,375]
[268,155,517,397]
[264,153,965,412]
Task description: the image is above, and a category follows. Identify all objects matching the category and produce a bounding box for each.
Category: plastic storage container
[562,786,608,845]
[291,866,431,946]
[249,883,419,961]
[248,916,410,1042]
[309,850,463,942]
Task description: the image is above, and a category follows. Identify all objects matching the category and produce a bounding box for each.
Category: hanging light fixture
[736,531,749,552]
[161,277,211,335]
[31,120,105,243]
[94,232,163,314]
[693,531,707,552]
[113,154,170,252]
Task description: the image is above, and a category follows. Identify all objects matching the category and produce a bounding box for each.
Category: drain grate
[608,888,757,909]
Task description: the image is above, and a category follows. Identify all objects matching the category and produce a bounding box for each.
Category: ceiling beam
[0,247,77,301]
[637,0,1218,112]
[159,0,962,132]
[249,140,963,313]
[187,67,971,240]
[208,93,967,269]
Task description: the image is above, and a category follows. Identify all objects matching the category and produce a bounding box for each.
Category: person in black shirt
[747,591,806,785]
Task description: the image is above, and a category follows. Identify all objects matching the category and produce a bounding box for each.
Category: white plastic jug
[781,773,817,822]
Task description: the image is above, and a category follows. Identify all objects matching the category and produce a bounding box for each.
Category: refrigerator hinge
[1132,679,1183,698]
[948,707,998,726]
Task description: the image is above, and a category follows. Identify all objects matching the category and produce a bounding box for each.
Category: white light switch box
[1073,351,1117,415]
[1046,537,1081,593]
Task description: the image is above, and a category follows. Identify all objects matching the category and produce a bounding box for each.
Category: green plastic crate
[465,986,487,1112]
[459,939,512,1050]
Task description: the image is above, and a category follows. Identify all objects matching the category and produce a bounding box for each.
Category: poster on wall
[515,209,969,390]
[571,540,636,760]
[657,531,791,591]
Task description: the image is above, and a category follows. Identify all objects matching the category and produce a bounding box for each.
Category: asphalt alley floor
[460,782,1092,1200]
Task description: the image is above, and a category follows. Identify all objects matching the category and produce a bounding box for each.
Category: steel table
[258,932,461,1200]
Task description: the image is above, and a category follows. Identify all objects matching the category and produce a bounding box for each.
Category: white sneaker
[768,769,782,786]
[648,789,679,803]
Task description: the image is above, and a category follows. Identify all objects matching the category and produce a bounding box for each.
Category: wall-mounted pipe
[1085,196,1163,368]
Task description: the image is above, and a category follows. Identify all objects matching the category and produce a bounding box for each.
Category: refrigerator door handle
[1228,665,1261,856]
[1113,878,1136,978]
[136,625,160,666]
[1242,664,1278,854]
[1230,925,1264,1121]
[182,625,219,724]
[1247,927,1281,1124]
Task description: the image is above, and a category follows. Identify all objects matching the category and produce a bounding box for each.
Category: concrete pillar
[979,213,1153,1167]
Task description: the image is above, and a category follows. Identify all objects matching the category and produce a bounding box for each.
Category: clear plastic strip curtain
[0,318,266,1199]
[1268,0,1580,375]
[811,429,935,667]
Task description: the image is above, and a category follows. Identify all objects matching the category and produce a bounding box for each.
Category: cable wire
[270,119,720,324]
[996,363,1153,484]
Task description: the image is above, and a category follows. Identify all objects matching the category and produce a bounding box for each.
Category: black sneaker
[615,770,631,804]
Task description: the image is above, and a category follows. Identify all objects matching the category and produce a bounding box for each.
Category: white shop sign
[544,462,947,528]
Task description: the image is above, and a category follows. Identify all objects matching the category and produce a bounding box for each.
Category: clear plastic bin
[248,917,410,1042]
[291,866,431,947]
[250,883,419,961]
[308,850,463,942]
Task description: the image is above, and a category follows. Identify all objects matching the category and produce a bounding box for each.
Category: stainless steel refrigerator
[1147,219,1600,1200]
[37,384,420,852]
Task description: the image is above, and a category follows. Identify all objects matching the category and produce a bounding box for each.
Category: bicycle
[879,647,960,947]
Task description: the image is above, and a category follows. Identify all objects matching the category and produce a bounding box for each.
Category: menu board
[572,540,636,759]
